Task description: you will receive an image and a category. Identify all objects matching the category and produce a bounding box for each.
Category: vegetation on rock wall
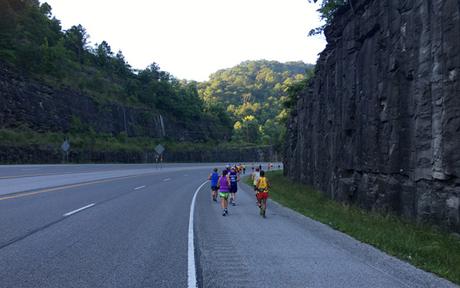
[308,0,349,35]
[0,0,313,162]
[0,0,231,137]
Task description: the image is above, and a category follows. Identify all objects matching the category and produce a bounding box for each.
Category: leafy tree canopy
[198,60,314,147]
[308,0,349,36]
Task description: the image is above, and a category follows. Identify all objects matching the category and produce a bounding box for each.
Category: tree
[39,2,52,17]
[96,41,113,67]
[308,0,348,35]
[114,50,131,76]
[64,24,88,63]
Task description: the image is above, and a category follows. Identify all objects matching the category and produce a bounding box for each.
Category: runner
[236,164,242,174]
[256,170,270,218]
[218,169,231,216]
[208,168,219,202]
[251,167,261,205]
[229,166,240,206]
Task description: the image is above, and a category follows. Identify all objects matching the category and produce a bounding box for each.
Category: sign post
[61,139,70,163]
[154,144,165,168]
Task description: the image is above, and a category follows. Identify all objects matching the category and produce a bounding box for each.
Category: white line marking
[63,203,95,217]
[163,178,171,182]
[134,185,146,190]
[188,180,208,288]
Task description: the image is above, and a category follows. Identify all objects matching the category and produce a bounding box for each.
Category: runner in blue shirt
[229,166,240,206]
[208,168,219,202]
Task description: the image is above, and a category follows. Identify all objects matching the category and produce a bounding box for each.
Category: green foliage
[245,171,460,285]
[308,0,348,36]
[283,68,314,109]
[0,1,312,147]
[0,1,231,140]
[198,60,314,147]
[0,128,266,160]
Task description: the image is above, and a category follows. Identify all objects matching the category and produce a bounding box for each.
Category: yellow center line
[0,174,148,201]
[0,173,65,179]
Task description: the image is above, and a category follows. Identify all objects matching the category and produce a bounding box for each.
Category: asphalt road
[0,164,456,288]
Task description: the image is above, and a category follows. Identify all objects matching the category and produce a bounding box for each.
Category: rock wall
[0,63,279,164]
[0,63,218,141]
[284,0,460,231]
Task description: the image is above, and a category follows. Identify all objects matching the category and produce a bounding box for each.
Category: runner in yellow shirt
[255,170,270,218]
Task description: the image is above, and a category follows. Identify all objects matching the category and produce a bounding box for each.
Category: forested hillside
[198,60,313,148]
[0,0,232,140]
[0,0,312,163]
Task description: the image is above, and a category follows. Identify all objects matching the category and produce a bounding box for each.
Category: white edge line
[163,178,171,181]
[63,203,96,217]
[188,180,208,288]
[134,185,146,190]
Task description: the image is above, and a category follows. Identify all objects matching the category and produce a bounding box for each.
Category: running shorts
[211,186,218,191]
[219,192,229,199]
[256,192,269,200]
[230,184,238,193]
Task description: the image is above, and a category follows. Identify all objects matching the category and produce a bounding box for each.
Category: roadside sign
[155,144,165,155]
[61,140,70,152]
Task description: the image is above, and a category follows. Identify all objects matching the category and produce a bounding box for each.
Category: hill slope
[0,0,232,143]
[198,60,314,146]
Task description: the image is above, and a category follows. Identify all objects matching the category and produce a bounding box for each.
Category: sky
[41,0,326,81]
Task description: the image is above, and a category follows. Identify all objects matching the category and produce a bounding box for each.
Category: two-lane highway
[0,164,212,288]
[0,164,457,288]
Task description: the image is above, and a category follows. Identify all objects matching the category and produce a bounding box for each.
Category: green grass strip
[246,170,460,284]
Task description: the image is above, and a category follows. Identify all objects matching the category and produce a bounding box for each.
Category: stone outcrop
[0,62,220,141]
[284,0,460,231]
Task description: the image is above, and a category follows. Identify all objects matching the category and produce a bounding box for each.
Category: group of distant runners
[208,163,271,218]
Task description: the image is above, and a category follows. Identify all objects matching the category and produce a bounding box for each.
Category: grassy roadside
[0,128,269,154]
[245,170,460,284]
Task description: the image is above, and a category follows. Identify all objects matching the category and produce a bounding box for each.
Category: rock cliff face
[284,0,460,231]
[0,63,278,163]
[0,63,217,141]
